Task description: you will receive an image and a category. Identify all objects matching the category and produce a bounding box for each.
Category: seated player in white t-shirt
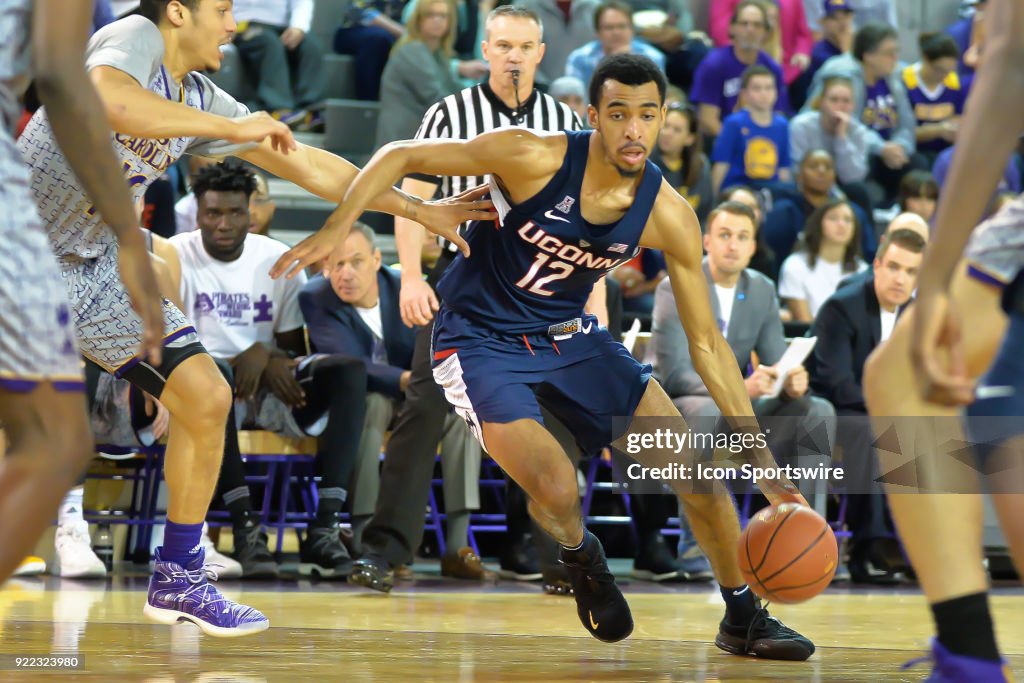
[778,198,869,321]
[170,162,367,579]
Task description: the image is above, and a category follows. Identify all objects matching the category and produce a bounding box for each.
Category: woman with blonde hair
[376,0,462,148]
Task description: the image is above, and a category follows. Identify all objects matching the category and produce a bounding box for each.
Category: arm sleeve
[777,254,808,301]
[667,0,694,33]
[790,0,814,56]
[777,119,792,169]
[275,267,308,334]
[754,295,788,367]
[710,117,738,164]
[773,61,792,114]
[835,121,877,182]
[289,0,314,32]
[789,115,812,171]
[185,72,256,158]
[650,279,708,397]
[85,15,163,86]
[708,0,739,46]
[389,43,453,110]
[565,47,587,82]
[809,299,864,409]
[892,82,918,154]
[690,56,720,107]
[406,93,452,184]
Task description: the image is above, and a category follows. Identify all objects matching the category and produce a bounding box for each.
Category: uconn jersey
[436,130,662,333]
[0,0,82,390]
[18,15,251,259]
[431,131,661,452]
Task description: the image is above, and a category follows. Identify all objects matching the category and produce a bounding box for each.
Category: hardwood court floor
[0,571,1021,682]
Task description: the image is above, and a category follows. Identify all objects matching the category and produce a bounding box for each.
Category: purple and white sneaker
[903,639,1012,682]
[143,548,269,637]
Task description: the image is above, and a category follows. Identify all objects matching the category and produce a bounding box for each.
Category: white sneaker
[201,524,243,579]
[54,521,107,578]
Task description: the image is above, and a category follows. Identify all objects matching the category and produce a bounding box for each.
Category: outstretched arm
[239,139,448,223]
[270,129,563,279]
[32,0,163,364]
[641,181,806,506]
[90,66,296,152]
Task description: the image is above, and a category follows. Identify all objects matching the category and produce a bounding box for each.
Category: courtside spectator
[778,197,868,321]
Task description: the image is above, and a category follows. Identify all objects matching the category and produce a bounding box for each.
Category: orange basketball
[737,503,838,604]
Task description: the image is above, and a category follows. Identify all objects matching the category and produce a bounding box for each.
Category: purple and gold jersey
[902,64,966,153]
[17,15,251,259]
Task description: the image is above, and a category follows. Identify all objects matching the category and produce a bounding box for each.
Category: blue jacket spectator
[299,229,415,399]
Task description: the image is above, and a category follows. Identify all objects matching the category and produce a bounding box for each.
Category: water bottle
[94,524,114,572]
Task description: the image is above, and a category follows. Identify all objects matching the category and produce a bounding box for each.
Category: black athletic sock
[560,530,597,562]
[720,585,759,626]
[933,592,1001,662]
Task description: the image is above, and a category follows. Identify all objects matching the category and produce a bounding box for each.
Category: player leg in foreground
[865,267,1022,683]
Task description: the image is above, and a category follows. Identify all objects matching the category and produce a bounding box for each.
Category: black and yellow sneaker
[715,605,815,661]
[559,531,632,643]
[348,554,394,593]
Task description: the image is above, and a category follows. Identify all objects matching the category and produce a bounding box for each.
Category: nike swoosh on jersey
[544,210,571,223]
[976,385,1015,399]
[581,321,593,334]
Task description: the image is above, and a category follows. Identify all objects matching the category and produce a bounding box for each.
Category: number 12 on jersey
[515,252,575,296]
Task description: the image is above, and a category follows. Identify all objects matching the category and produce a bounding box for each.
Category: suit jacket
[809,276,895,412]
[646,259,787,398]
[298,267,415,399]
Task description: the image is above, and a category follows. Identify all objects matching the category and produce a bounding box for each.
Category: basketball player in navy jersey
[861,0,1024,679]
[274,54,814,659]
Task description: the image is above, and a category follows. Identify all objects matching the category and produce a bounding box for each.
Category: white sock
[59,487,85,528]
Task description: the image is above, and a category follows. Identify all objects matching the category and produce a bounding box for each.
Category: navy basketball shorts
[430,305,651,454]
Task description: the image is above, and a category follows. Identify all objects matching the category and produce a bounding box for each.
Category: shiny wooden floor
[0,570,1021,682]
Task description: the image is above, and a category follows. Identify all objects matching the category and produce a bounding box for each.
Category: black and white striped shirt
[411,81,583,252]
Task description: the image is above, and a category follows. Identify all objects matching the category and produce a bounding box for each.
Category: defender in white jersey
[0,0,162,584]
[863,0,1024,679]
[16,0,490,637]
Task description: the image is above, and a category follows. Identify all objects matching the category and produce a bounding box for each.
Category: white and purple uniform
[16,15,252,376]
[0,0,83,392]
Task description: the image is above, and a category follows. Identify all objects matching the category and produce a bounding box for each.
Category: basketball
[738,503,839,604]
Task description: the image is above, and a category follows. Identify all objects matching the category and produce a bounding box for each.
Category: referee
[350,5,600,594]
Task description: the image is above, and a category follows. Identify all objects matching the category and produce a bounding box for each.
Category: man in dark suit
[298,223,487,580]
[810,227,926,582]
[646,200,836,581]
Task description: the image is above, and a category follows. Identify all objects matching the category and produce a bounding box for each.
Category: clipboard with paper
[767,336,817,398]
